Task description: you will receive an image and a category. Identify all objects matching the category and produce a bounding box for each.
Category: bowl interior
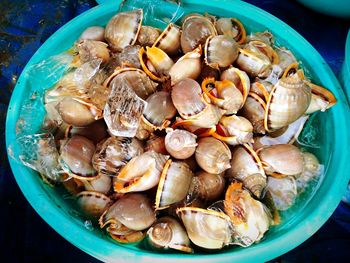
[6,0,350,262]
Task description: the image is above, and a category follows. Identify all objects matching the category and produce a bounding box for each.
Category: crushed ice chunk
[11,133,66,182]
[104,77,147,137]
[73,58,102,86]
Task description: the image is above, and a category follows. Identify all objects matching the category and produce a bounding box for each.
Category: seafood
[257,144,304,177]
[177,207,232,249]
[240,92,267,134]
[266,176,297,211]
[215,18,246,44]
[190,171,226,201]
[169,46,202,85]
[153,23,181,55]
[155,160,194,209]
[164,129,197,159]
[114,151,169,193]
[264,71,311,132]
[226,144,266,199]
[137,26,160,46]
[59,135,97,180]
[201,78,245,115]
[76,40,110,64]
[25,7,338,253]
[92,137,144,176]
[81,174,112,194]
[58,97,102,127]
[204,35,239,69]
[296,152,322,192]
[147,216,192,252]
[140,46,174,82]
[145,135,168,155]
[181,14,217,53]
[171,78,224,128]
[136,91,177,140]
[224,182,271,246]
[100,193,156,232]
[77,191,111,217]
[195,137,232,174]
[105,9,143,51]
[212,115,254,146]
[79,26,105,41]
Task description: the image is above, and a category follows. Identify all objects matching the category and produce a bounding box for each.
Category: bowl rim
[5,0,350,262]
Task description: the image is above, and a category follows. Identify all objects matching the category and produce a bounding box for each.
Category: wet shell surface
[155,160,194,209]
[77,191,111,217]
[153,23,181,55]
[165,129,197,159]
[147,216,192,252]
[265,72,311,131]
[137,26,160,46]
[181,15,217,53]
[60,135,97,179]
[195,137,232,174]
[99,193,156,231]
[204,35,238,69]
[192,171,226,201]
[224,182,271,246]
[104,9,143,51]
[225,144,266,199]
[257,144,304,176]
[177,207,233,249]
[114,151,169,193]
[266,176,297,211]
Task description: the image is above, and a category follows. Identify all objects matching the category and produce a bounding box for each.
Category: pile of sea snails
[32,8,336,251]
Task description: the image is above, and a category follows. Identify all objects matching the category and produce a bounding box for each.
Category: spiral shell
[240,92,267,134]
[204,35,238,69]
[212,115,253,146]
[60,135,97,180]
[114,151,169,193]
[181,15,217,53]
[165,129,197,159]
[99,193,156,231]
[266,176,297,211]
[171,78,224,128]
[195,137,232,174]
[105,9,143,51]
[264,71,311,132]
[146,216,192,252]
[140,46,174,82]
[176,207,232,249]
[153,23,181,55]
[155,160,194,209]
[77,191,111,217]
[215,18,246,44]
[224,182,271,246]
[169,46,202,85]
[192,171,226,201]
[137,26,161,46]
[58,97,102,127]
[257,144,304,177]
[225,144,266,198]
[76,40,110,64]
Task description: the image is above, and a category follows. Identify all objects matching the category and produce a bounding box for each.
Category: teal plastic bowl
[6,0,350,262]
[340,30,350,101]
[297,0,350,18]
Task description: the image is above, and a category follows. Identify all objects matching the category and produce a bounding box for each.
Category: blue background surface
[0,0,349,262]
